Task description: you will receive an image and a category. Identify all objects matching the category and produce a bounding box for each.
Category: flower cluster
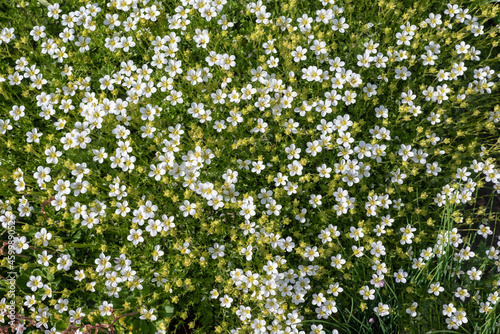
[0,0,500,333]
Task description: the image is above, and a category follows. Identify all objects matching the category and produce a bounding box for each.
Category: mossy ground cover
[1,0,500,333]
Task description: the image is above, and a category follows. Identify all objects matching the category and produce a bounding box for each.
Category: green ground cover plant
[0,0,500,333]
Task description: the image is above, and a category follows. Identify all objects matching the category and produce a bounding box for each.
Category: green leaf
[31,268,43,277]
[71,230,82,242]
[132,319,151,333]
[157,304,174,318]
[37,0,51,6]
[164,305,174,314]
[148,321,158,332]
[55,320,68,331]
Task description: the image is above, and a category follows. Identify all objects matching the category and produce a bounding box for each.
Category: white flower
[227,110,243,126]
[426,13,442,28]
[47,3,61,19]
[104,13,121,30]
[127,228,144,246]
[466,267,482,281]
[148,163,166,181]
[236,305,252,321]
[454,310,468,325]
[267,55,279,68]
[288,160,303,176]
[69,308,85,324]
[208,243,225,259]
[327,282,343,297]
[27,275,43,292]
[330,254,345,269]
[251,160,266,174]
[30,25,46,41]
[219,294,233,308]
[406,302,418,317]
[306,140,322,156]
[167,89,183,106]
[487,291,499,305]
[177,242,191,255]
[210,289,219,299]
[477,224,493,238]
[359,286,375,300]
[240,245,253,261]
[485,246,499,260]
[74,270,86,282]
[394,269,408,283]
[217,15,234,30]
[291,46,307,62]
[27,128,43,143]
[309,194,322,208]
[455,41,470,55]
[56,254,73,271]
[152,245,164,261]
[428,282,444,296]
[179,200,196,217]
[304,246,320,261]
[94,253,111,274]
[317,164,332,178]
[395,66,411,80]
[352,245,364,258]
[24,295,36,310]
[75,36,91,53]
[99,301,113,317]
[349,227,364,241]
[34,228,52,246]
[193,29,210,48]
[374,302,390,317]
[479,302,492,314]
[59,27,74,43]
[12,236,29,254]
[140,308,157,321]
[363,83,377,97]
[370,241,386,257]
[426,162,442,176]
[37,250,53,267]
[332,17,349,33]
[427,111,441,124]
[442,303,456,317]
[213,120,227,132]
[398,144,414,161]
[422,50,438,65]
[342,90,357,106]
[357,52,373,68]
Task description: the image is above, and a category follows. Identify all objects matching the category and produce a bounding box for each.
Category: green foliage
[0,0,500,333]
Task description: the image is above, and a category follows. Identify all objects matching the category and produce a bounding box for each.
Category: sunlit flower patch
[0,0,500,333]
